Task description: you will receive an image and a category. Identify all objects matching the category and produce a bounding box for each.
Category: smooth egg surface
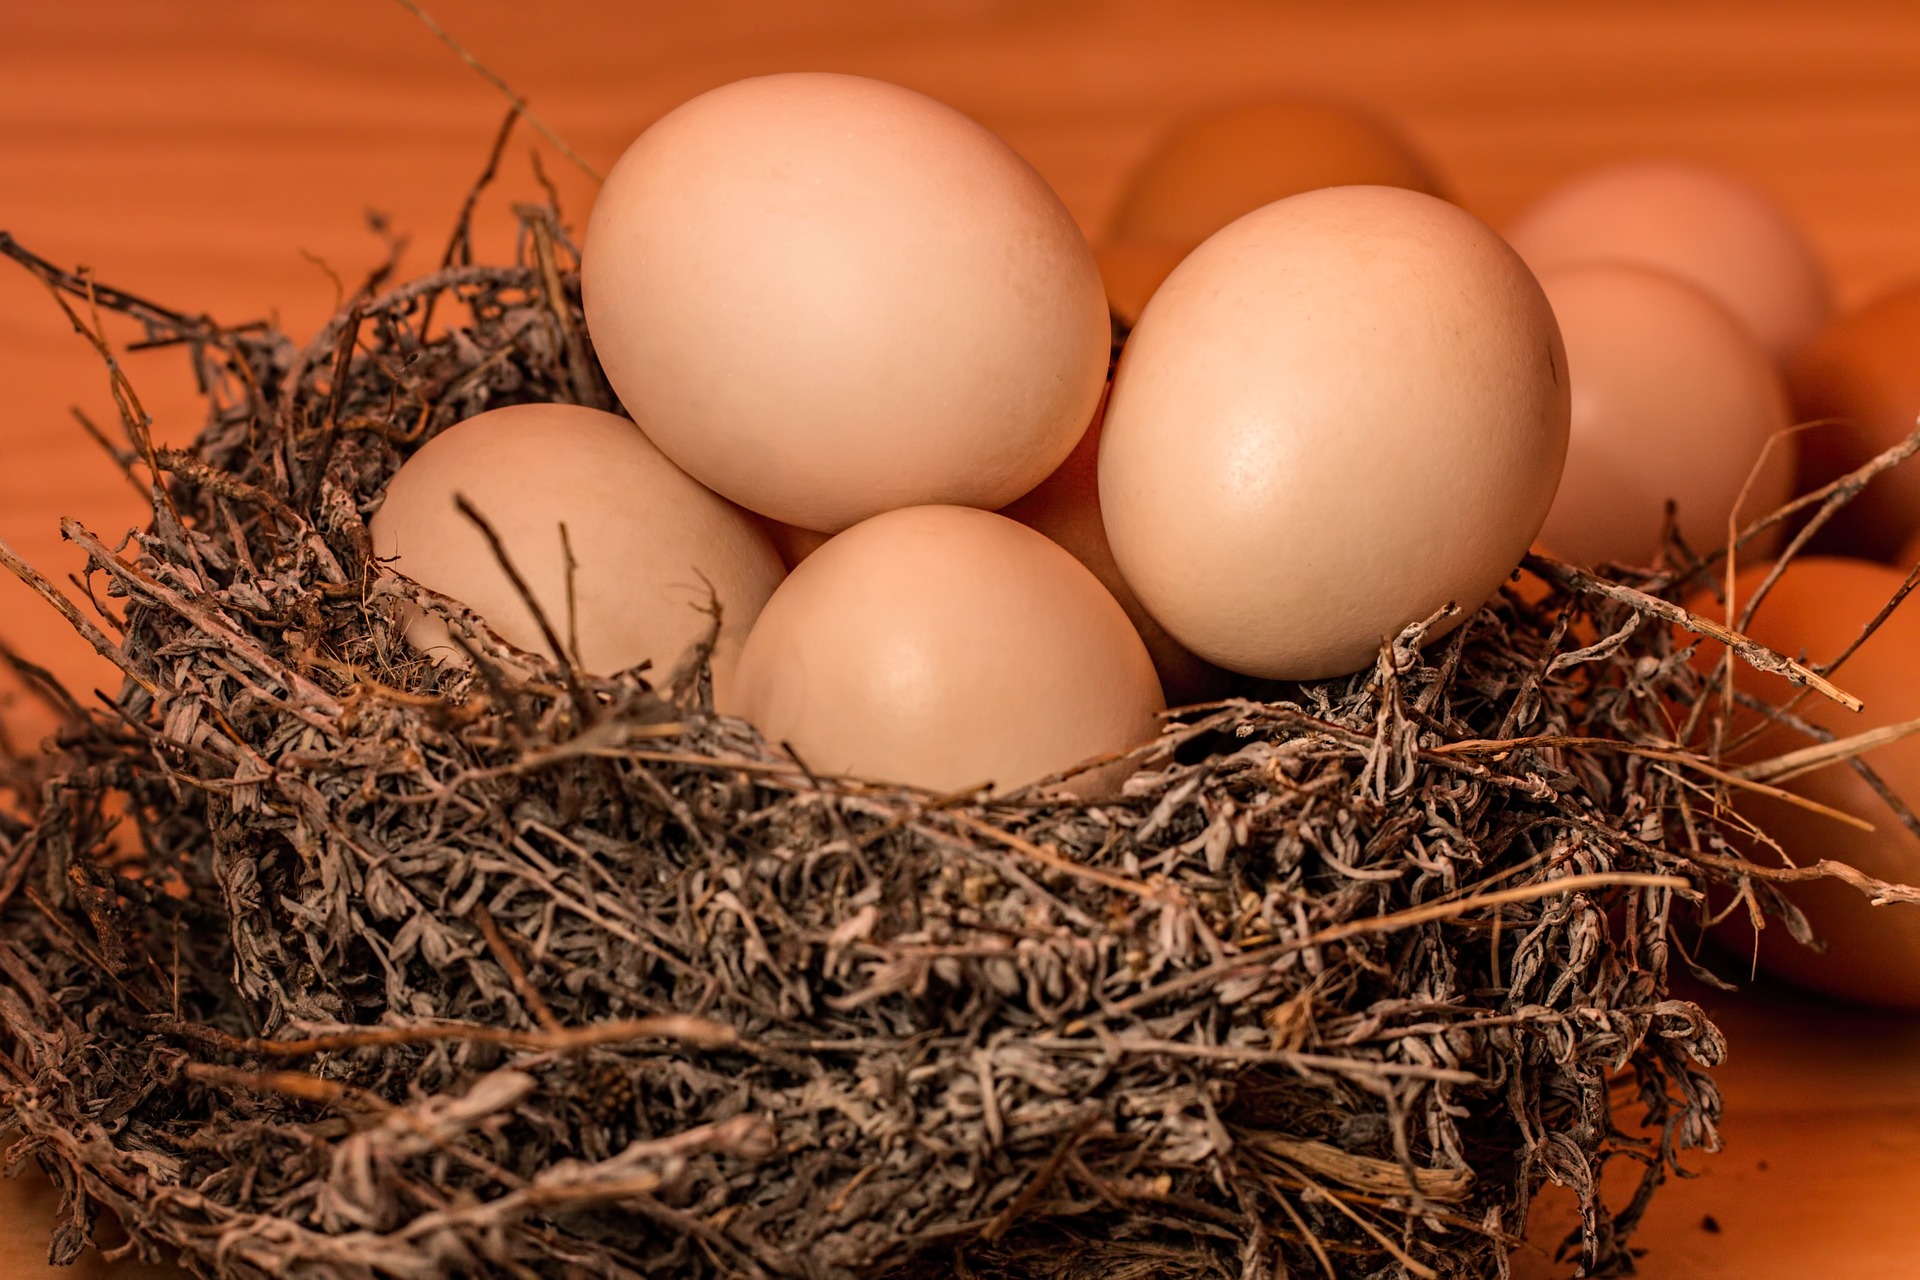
[582,73,1110,532]
[1001,394,1230,704]
[369,403,784,687]
[1505,160,1830,358]
[1537,263,1792,567]
[1790,283,1920,560]
[1100,186,1569,680]
[1108,98,1444,251]
[723,505,1165,796]
[1696,557,1920,1009]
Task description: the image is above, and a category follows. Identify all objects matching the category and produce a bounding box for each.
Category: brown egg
[1108,98,1444,251]
[1101,186,1569,680]
[1789,283,1920,560]
[583,73,1109,533]
[1506,160,1830,358]
[370,403,784,688]
[723,506,1165,796]
[1536,263,1792,567]
[1092,240,1187,329]
[1001,394,1230,705]
[1698,557,1920,1009]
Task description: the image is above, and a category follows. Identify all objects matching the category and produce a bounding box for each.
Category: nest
[0,197,1914,1280]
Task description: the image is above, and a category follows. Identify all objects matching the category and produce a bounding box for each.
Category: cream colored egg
[1000,394,1229,705]
[582,73,1110,533]
[1109,98,1444,252]
[1101,186,1569,681]
[369,403,784,688]
[723,505,1165,796]
[1536,263,1792,568]
[1506,160,1830,358]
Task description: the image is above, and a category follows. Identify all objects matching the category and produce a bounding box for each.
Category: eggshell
[1696,557,1920,1009]
[1506,160,1830,358]
[1108,98,1444,251]
[1092,240,1186,329]
[723,505,1165,796]
[369,403,784,688]
[1536,263,1793,568]
[1001,394,1230,705]
[1789,283,1920,560]
[582,73,1110,532]
[1100,186,1570,680]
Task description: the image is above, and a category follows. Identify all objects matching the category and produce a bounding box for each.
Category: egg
[582,73,1110,533]
[369,403,784,688]
[1535,263,1793,568]
[1092,240,1187,330]
[723,505,1165,795]
[1001,393,1230,705]
[1697,557,1920,1009]
[1100,186,1569,680]
[1505,160,1830,358]
[1789,283,1920,560]
[1108,98,1444,252]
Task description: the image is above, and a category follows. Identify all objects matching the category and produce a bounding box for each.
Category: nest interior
[0,195,1912,1280]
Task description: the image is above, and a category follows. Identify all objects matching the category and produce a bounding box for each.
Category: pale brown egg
[1536,263,1793,568]
[1789,283,1920,560]
[1108,98,1444,252]
[723,505,1165,796]
[1697,557,1920,1009]
[1000,394,1230,705]
[369,403,784,689]
[1506,160,1830,358]
[1092,240,1187,329]
[582,73,1109,533]
[1100,186,1569,680]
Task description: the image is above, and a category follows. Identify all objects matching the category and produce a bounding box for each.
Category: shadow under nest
[0,203,1911,1280]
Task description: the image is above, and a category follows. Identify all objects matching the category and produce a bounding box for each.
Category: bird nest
[0,203,1913,1280]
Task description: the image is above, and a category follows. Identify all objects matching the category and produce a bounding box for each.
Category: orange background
[3,2,1920,1275]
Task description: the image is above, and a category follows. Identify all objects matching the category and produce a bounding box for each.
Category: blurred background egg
[582,73,1110,533]
[1789,282,1920,561]
[1100,186,1569,680]
[1107,97,1445,251]
[1506,160,1830,358]
[1536,263,1793,567]
[722,505,1165,796]
[369,403,784,689]
[1697,556,1920,1009]
[1000,393,1230,704]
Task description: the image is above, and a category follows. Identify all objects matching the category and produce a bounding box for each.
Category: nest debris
[0,193,1916,1280]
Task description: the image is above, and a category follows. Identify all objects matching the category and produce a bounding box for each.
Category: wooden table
[4,2,1919,1274]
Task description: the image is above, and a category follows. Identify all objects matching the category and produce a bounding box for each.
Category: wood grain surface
[3,2,1919,1275]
